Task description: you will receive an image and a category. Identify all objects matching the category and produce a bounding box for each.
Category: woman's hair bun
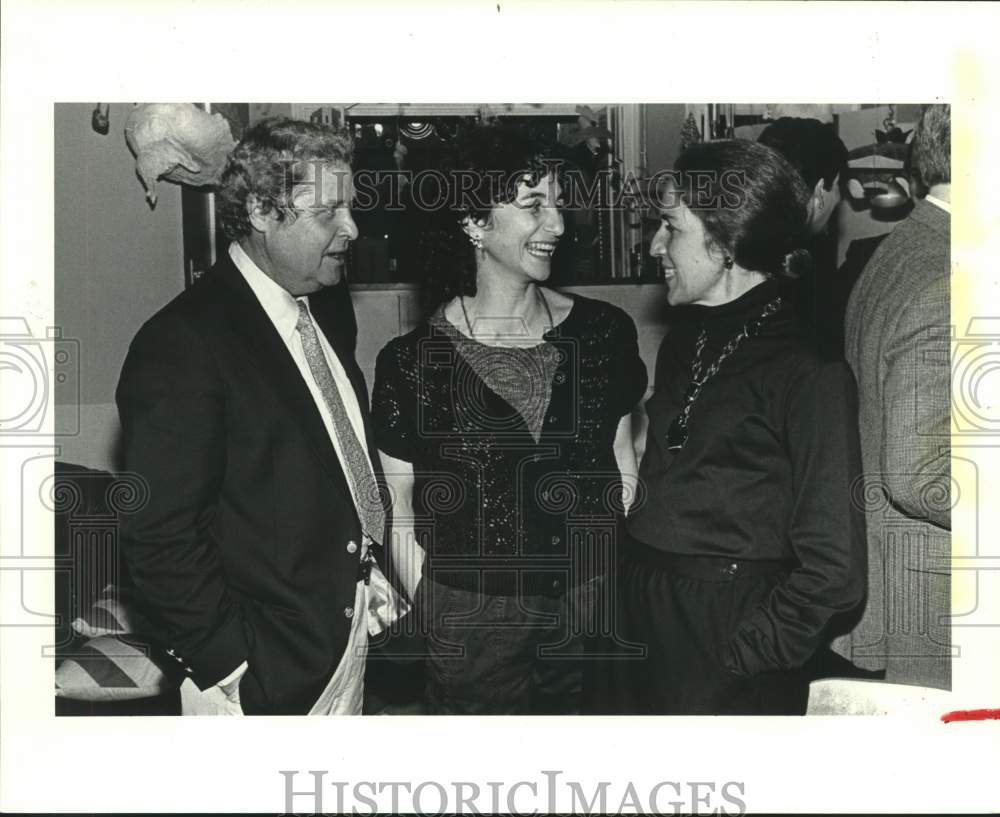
[782,247,812,280]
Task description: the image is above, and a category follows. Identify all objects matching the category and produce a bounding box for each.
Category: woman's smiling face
[477,173,565,283]
[649,186,730,306]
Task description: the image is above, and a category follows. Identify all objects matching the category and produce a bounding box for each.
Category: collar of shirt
[924,193,951,214]
[228,241,373,502]
[229,242,304,343]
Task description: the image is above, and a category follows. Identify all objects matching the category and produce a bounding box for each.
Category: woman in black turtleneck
[590,141,866,715]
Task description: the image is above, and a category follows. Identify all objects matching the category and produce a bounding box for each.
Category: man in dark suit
[117,118,390,715]
[832,104,952,690]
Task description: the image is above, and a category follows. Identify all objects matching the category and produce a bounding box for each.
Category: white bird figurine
[124,103,236,208]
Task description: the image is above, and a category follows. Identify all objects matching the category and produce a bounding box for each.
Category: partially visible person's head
[217,118,358,295]
[422,122,567,304]
[912,103,950,190]
[649,140,811,306]
[903,140,928,200]
[758,117,847,234]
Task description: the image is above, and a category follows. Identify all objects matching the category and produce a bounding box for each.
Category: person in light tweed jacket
[832,104,952,689]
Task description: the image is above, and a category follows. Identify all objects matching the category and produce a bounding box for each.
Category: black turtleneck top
[628,279,867,676]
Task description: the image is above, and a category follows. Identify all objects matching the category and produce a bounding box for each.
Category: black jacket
[117,254,388,714]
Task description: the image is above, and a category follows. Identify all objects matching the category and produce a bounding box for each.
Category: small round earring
[470,235,483,251]
[723,255,734,270]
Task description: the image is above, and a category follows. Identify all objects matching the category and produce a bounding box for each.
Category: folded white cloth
[365,558,412,637]
[309,580,369,716]
[807,678,953,715]
[309,548,412,715]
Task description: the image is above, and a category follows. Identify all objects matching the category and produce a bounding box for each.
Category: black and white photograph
[2,2,998,814]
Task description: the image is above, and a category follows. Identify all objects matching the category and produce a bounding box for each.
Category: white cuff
[216,660,248,690]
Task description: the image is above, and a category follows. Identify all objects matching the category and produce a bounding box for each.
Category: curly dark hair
[419,121,568,309]
[216,117,353,240]
[670,139,812,279]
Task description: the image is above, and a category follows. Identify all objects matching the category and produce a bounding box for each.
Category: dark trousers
[585,540,810,715]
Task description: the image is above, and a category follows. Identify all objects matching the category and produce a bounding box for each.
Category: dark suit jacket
[116,253,387,714]
[832,199,951,690]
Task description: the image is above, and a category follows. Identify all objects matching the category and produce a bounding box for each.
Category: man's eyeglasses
[284,202,352,219]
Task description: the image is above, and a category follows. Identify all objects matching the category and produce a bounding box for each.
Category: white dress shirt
[229,242,373,487]
[924,193,951,214]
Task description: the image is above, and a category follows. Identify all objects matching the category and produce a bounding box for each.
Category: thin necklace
[459,288,555,342]
[665,296,782,451]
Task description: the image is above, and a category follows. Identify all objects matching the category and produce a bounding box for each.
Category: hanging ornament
[124,103,236,208]
[91,103,110,135]
[680,112,702,151]
[400,121,434,140]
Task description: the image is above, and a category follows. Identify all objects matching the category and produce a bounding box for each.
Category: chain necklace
[459,287,555,343]
[665,296,783,451]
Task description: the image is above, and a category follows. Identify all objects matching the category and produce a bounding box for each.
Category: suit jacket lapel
[213,257,356,507]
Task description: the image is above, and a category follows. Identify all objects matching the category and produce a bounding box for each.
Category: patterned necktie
[295,300,386,542]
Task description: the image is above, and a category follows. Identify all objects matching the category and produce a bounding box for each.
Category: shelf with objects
[331,104,636,288]
[174,103,675,290]
[169,103,917,292]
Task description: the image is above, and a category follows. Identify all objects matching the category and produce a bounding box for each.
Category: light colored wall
[54,103,185,471]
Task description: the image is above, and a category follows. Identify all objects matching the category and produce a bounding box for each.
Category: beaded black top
[371,294,648,596]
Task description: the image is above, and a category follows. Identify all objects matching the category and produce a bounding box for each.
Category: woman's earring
[723,255,734,270]
[470,234,483,250]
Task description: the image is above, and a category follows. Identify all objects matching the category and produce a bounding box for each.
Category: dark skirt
[584,537,810,715]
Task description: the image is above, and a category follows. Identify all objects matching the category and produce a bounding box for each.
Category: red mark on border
[941,708,1000,723]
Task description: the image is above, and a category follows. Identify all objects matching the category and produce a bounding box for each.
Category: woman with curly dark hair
[370,123,648,714]
[590,140,867,715]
